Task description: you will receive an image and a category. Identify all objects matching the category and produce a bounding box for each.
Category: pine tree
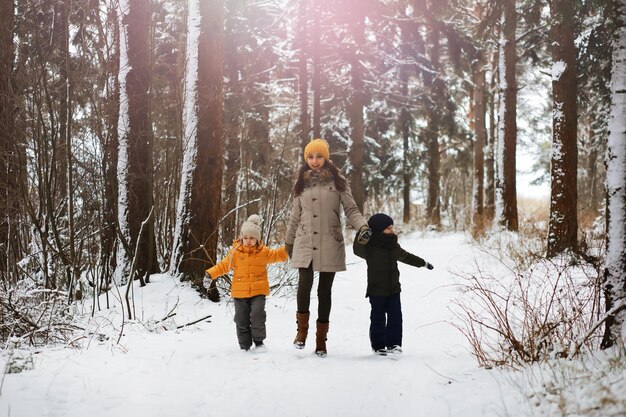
[601,0,626,349]
[496,0,519,232]
[171,0,224,301]
[547,0,578,257]
[116,0,159,284]
[0,0,22,282]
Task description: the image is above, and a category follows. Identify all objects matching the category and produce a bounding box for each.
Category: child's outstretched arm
[205,249,235,280]
[266,245,289,264]
[395,246,434,269]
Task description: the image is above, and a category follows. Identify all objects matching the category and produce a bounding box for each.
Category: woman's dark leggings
[297,264,335,323]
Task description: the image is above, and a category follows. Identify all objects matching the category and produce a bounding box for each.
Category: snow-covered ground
[1,233,530,417]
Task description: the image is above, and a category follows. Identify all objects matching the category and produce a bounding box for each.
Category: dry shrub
[452,231,604,369]
[1,280,79,347]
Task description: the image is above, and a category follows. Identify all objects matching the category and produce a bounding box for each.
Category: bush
[1,280,79,347]
[452,231,604,368]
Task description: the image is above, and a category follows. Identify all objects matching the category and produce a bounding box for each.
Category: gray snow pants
[234,295,266,350]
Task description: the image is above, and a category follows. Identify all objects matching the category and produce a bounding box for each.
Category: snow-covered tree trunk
[547,0,578,257]
[115,0,158,284]
[485,50,497,226]
[171,0,224,294]
[495,0,518,232]
[602,0,626,348]
[472,53,486,237]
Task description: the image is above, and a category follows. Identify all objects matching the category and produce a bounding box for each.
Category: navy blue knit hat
[368,213,394,234]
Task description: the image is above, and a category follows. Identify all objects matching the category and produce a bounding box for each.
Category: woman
[285,138,371,357]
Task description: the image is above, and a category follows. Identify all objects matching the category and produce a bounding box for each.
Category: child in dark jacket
[353,213,434,355]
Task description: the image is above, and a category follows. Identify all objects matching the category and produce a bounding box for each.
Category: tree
[312,0,322,139]
[471,51,487,236]
[425,25,443,229]
[116,0,159,284]
[99,2,120,293]
[547,0,578,257]
[0,0,22,281]
[496,0,519,231]
[346,0,367,211]
[398,7,414,224]
[485,49,497,225]
[171,0,224,299]
[297,0,310,149]
[601,0,626,349]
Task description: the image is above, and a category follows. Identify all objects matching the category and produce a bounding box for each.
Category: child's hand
[425,262,434,270]
[203,274,212,288]
[356,225,372,244]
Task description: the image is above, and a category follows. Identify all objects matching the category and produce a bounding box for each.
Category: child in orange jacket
[204,215,288,351]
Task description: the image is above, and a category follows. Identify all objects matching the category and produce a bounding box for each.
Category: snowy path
[0,233,525,417]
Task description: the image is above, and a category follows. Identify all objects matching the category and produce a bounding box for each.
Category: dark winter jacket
[353,232,426,297]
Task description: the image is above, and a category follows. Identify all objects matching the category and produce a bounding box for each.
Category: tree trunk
[425,28,442,229]
[399,14,412,224]
[312,0,321,139]
[496,0,518,231]
[472,53,486,237]
[298,0,309,149]
[485,48,497,226]
[171,0,224,302]
[221,0,244,246]
[547,0,578,257]
[601,0,626,349]
[100,3,120,292]
[116,0,159,284]
[347,3,366,212]
[54,2,69,206]
[0,0,21,281]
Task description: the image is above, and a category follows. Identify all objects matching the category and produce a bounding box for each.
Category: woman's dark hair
[293,160,347,196]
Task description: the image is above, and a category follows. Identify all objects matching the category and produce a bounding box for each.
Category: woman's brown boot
[293,311,310,349]
[315,321,329,357]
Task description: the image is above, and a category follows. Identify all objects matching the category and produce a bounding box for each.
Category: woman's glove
[425,262,434,270]
[203,274,212,288]
[285,243,293,258]
[356,225,372,245]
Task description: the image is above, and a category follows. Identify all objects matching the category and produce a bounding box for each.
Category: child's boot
[293,311,310,349]
[315,320,329,357]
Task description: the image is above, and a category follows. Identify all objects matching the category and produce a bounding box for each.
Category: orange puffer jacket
[206,240,288,299]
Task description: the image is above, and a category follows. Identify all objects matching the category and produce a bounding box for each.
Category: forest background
[1,0,625,372]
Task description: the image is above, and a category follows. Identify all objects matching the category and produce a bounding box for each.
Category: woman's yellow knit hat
[304,138,330,162]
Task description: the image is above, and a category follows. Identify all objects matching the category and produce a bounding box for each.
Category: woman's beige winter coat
[285,168,367,272]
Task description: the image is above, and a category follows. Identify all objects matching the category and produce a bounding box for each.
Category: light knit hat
[304,138,330,162]
[240,214,262,240]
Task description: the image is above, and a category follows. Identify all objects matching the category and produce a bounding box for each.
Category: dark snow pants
[368,293,402,351]
[234,295,266,350]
